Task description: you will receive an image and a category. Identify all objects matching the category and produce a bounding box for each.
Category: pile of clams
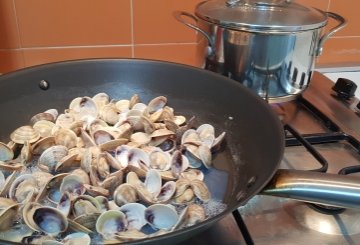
[0,93,226,244]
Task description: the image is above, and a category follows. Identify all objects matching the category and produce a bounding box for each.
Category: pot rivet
[39,80,50,90]
[246,176,256,188]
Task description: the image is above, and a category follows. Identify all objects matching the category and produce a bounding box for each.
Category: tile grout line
[327,0,331,11]
[0,42,199,52]
[130,0,135,58]
[11,0,26,66]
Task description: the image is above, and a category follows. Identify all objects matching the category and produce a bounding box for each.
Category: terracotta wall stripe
[130,0,135,58]
[11,0,22,48]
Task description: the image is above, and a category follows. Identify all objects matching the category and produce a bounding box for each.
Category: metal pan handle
[316,12,347,56]
[174,11,214,55]
[261,169,360,209]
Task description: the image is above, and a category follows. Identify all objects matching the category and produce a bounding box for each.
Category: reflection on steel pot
[175,0,346,103]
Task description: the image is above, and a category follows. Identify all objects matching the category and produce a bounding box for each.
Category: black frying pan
[0,59,359,244]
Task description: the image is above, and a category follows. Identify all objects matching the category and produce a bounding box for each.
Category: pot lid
[195,0,328,32]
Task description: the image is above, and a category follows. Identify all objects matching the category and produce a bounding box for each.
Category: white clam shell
[145,204,178,230]
[120,203,147,230]
[95,210,128,239]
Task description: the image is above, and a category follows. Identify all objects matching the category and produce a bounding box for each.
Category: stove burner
[290,203,360,236]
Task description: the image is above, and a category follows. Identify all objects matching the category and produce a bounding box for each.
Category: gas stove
[180,72,360,245]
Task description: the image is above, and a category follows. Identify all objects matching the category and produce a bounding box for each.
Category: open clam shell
[38,145,68,172]
[149,149,171,171]
[9,174,37,203]
[145,204,178,230]
[0,142,14,161]
[96,210,128,239]
[24,203,68,236]
[119,203,147,230]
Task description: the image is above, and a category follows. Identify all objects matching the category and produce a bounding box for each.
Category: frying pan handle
[261,169,360,209]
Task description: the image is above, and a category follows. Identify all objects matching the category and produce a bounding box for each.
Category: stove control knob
[332,78,357,100]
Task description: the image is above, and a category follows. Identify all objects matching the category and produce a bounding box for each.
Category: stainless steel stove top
[181,72,360,245]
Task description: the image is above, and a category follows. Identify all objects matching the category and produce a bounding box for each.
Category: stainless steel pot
[175,0,346,103]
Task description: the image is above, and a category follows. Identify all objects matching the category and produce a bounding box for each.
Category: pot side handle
[174,11,214,55]
[261,169,360,209]
[316,12,347,56]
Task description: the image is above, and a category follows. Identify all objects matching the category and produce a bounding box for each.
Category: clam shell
[0,197,16,209]
[113,183,138,206]
[33,207,68,235]
[54,128,78,149]
[145,204,178,230]
[95,196,110,212]
[129,94,140,109]
[93,92,110,110]
[20,140,32,164]
[10,126,40,144]
[72,195,101,217]
[211,131,226,152]
[198,144,212,168]
[115,100,130,112]
[44,109,59,120]
[63,232,91,245]
[99,138,128,152]
[33,120,55,138]
[0,204,19,231]
[144,169,162,198]
[149,149,171,171]
[56,113,75,128]
[173,115,186,126]
[73,213,100,230]
[191,179,211,202]
[0,172,17,197]
[84,184,110,197]
[174,188,194,204]
[31,136,56,155]
[35,173,69,203]
[99,103,120,125]
[157,181,176,203]
[70,168,90,185]
[59,174,85,197]
[92,129,115,145]
[171,150,189,178]
[30,112,55,125]
[175,204,205,229]
[38,145,68,172]
[181,169,204,181]
[68,219,93,234]
[57,192,71,217]
[130,132,151,145]
[196,124,215,141]
[95,210,128,239]
[69,97,98,120]
[0,142,14,161]
[55,153,80,172]
[9,174,37,203]
[181,129,201,146]
[147,96,167,114]
[119,203,147,230]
